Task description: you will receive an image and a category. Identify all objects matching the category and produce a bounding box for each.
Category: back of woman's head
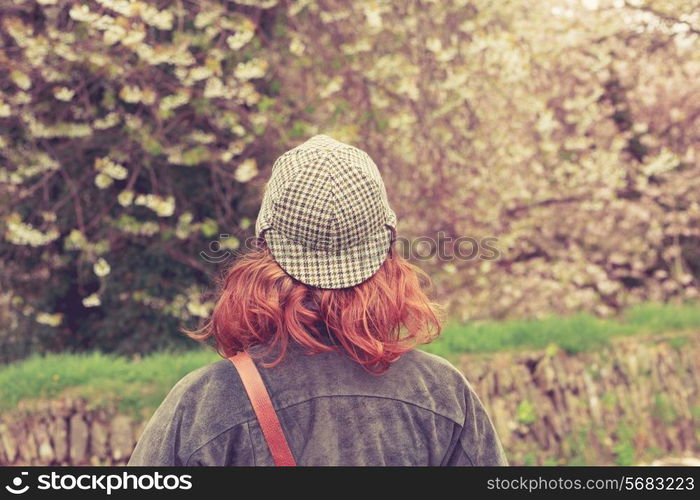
[185,242,443,374]
[189,135,444,373]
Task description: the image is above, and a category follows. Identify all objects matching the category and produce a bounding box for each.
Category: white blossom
[82,293,101,308]
[93,257,111,277]
[234,158,258,183]
[36,312,63,327]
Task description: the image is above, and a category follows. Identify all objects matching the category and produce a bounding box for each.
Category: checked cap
[255,135,397,289]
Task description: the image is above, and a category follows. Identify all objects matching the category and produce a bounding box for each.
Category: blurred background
[0,0,698,465]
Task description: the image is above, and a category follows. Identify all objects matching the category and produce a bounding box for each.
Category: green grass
[0,301,698,418]
[421,301,700,360]
[0,349,220,417]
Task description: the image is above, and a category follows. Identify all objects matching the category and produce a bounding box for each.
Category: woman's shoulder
[357,348,476,424]
[396,348,470,386]
[128,359,252,466]
[163,358,252,419]
[172,358,233,388]
[169,358,239,396]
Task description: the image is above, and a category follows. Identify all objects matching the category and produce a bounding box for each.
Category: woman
[128,135,507,466]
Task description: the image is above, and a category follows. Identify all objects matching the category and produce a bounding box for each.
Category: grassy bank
[1,301,699,417]
[0,350,220,417]
[423,301,700,359]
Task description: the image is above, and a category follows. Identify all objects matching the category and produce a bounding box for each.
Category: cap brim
[264,225,393,289]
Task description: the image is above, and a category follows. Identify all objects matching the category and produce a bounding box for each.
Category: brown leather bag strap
[228,350,297,466]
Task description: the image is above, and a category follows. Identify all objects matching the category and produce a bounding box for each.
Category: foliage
[516,400,537,425]
[273,0,700,320]
[613,423,637,466]
[1,0,699,360]
[0,0,286,360]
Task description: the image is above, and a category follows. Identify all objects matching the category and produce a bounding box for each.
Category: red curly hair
[185,242,443,374]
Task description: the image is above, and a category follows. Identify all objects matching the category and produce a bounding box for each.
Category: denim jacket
[127,339,508,466]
